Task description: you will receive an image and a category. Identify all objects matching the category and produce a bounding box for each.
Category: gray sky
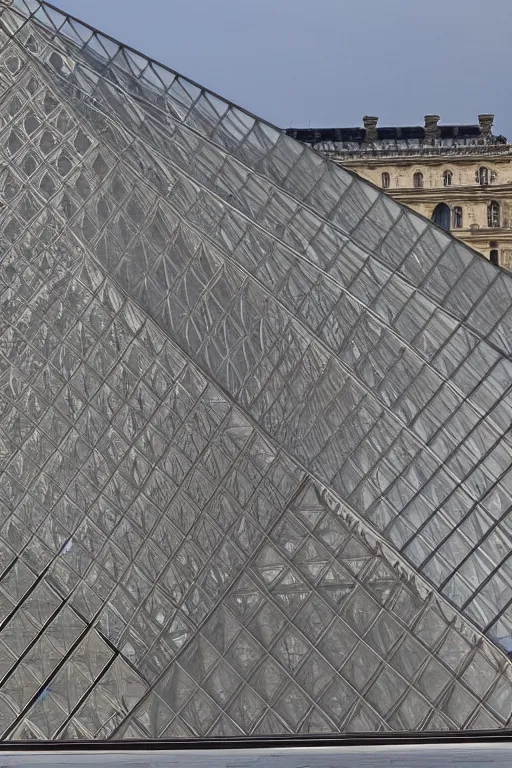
[53,0,511,137]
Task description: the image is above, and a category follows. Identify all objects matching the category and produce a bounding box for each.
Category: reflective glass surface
[0,0,510,739]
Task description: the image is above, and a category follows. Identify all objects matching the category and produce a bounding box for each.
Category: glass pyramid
[0,0,510,740]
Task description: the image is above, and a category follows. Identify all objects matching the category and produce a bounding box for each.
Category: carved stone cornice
[326,145,512,164]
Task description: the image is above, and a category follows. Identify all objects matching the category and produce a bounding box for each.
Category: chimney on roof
[478,114,494,140]
[424,115,441,140]
[363,116,379,142]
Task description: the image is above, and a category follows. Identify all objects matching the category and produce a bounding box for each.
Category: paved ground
[0,743,510,768]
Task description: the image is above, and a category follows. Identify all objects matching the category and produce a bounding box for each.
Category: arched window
[413,171,423,188]
[490,249,499,265]
[453,206,463,228]
[443,170,453,187]
[478,166,490,185]
[488,200,500,227]
[432,203,451,231]
[381,172,390,189]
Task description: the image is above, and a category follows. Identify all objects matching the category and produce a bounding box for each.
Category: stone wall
[336,153,512,265]
[351,157,512,189]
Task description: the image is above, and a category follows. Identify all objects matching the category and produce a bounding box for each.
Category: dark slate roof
[285,124,484,144]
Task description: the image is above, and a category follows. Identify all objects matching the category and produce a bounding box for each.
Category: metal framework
[0,0,510,740]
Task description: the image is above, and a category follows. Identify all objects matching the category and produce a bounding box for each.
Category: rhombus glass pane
[0,0,509,740]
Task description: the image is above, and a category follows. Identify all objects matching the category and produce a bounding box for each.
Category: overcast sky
[52,0,511,137]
